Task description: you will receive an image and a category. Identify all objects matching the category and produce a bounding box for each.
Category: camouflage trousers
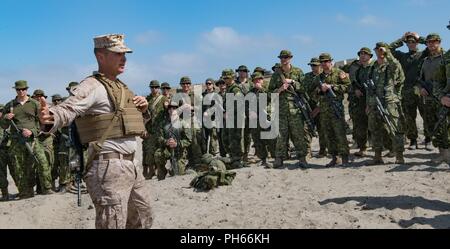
[350,96,368,150]
[368,102,405,153]
[9,138,52,195]
[251,127,276,160]
[39,136,55,182]
[142,135,158,176]
[276,106,308,159]
[55,147,74,185]
[0,146,11,189]
[85,157,153,229]
[154,148,188,179]
[421,98,449,149]
[402,90,426,140]
[243,123,252,161]
[305,114,327,153]
[224,127,244,162]
[203,128,218,155]
[320,107,350,157]
[217,128,227,157]
[187,128,204,167]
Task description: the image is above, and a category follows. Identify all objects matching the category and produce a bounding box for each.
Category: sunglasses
[206,83,213,85]
[150,86,160,89]
[16,88,28,91]
[181,83,191,85]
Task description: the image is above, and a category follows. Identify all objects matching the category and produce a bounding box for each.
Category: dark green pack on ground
[190,170,237,191]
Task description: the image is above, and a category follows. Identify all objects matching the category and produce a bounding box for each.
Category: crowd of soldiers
[0,26,449,212]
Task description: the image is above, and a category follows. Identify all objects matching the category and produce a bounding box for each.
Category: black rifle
[318,78,344,119]
[363,79,399,136]
[419,79,441,103]
[69,123,84,207]
[9,120,40,165]
[431,94,450,138]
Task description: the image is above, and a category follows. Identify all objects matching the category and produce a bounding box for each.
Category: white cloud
[292,35,314,45]
[134,30,162,45]
[358,15,390,27]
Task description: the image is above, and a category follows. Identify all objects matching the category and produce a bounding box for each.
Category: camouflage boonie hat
[272,63,281,71]
[149,80,160,88]
[319,53,333,62]
[161,82,171,89]
[221,69,235,79]
[358,47,373,57]
[278,50,293,58]
[13,80,28,89]
[52,94,63,101]
[253,67,265,74]
[180,76,192,84]
[235,65,249,73]
[205,78,215,84]
[94,34,132,53]
[32,89,47,98]
[251,72,264,81]
[66,82,79,91]
[426,33,441,42]
[374,42,390,50]
[215,78,225,86]
[308,57,321,66]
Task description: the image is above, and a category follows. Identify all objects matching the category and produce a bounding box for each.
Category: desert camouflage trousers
[85,157,153,229]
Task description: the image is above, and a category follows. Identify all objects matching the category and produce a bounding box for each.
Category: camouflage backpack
[189,170,237,191]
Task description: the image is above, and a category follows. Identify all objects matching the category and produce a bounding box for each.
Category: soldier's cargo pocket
[95,195,124,229]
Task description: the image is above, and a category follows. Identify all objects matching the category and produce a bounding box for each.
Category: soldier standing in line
[0,104,13,201]
[389,32,429,150]
[215,79,228,157]
[312,53,351,167]
[1,81,54,199]
[418,33,449,163]
[304,57,327,158]
[202,78,219,155]
[367,42,406,165]
[268,50,309,168]
[39,34,153,229]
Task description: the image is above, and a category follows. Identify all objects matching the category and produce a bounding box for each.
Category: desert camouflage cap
[180,76,192,84]
[161,82,171,89]
[236,65,249,72]
[13,80,28,89]
[358,47,373,57]
[66,81,79,90]
[253,67,265,74]
[221,69,235,79]
[251,72,264,81]
[205,78,215,84]
[278,50,293,58]
[308,57,321,66]
[426,33,441,42]
[149,80,160,88]
[374,42,390,50]
[32,89,47,98]
[94,34,133,53]
[319,53,333,62]
[52,94,63,101]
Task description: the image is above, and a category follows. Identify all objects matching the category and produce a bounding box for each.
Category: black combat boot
[326,156,341,168]
[424,137,433,151]
[341,155,350,167]
[408,139,418,150]
[395,152,405,164]
[273,158,284,169]
[371,150,384,165]
[317,148,327,158]
[1,188,9,201]
[297,157,308,169]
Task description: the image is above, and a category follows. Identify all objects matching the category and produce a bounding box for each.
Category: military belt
[94,152,134,162]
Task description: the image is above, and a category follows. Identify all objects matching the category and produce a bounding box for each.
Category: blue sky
[1,0,449,103]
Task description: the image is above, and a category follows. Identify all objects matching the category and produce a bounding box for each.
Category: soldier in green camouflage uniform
[390,32,429,150]
[249,72,276,167]
[154,101,191,180]
[367,43,406,165]
[1,81,54,199]
[347,48,373,157]
[269,50,309,168]
[222,69,246,168]
[304,58,327,157]
[0,104,13,200]
[32,90,56,192]
[418,34,449,163]
[438,23,450,129]
[161,82,172,109]
[312,53,351,167]
[177,76,204,168]
[142,80,167,179]
[216,79,228,157]
[235,65,253,164]
[202,78,219,155]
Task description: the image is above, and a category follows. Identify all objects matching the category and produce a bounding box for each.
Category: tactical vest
[75,74,145,144]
